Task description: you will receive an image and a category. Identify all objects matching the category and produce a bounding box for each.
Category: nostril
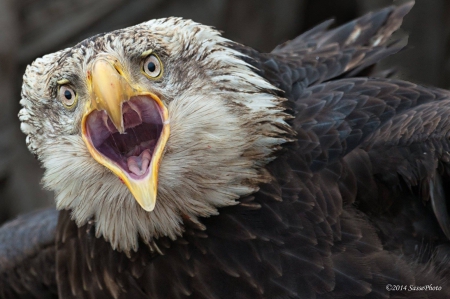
[113,63,122,75]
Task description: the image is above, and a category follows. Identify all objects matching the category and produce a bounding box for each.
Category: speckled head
[19,18,290,253]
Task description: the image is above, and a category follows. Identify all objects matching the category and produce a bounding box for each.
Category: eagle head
[19,18,290,252]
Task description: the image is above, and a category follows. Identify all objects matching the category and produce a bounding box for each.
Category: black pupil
[64,90,72,100]
[147,62,156,72]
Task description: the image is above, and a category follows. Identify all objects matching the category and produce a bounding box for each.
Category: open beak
[81,58,169,211]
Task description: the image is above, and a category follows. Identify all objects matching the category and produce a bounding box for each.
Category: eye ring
[58,85,78,109]
[142,53,163,79]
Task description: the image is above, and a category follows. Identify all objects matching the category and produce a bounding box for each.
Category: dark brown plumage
[2,2,450,298]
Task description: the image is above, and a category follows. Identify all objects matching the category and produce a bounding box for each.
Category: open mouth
[84,95,163,180]
[81,57,169,211]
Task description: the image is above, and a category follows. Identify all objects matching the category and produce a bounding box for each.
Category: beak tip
[134,192,157,212]
[112,118,125,134]
[141,203,156,212]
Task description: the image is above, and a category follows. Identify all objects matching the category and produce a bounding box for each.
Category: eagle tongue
[127,149,151,176]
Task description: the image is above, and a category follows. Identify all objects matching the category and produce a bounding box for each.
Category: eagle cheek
[81,57,170,212]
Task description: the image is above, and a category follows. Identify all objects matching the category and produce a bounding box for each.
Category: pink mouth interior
[85,96,163,179]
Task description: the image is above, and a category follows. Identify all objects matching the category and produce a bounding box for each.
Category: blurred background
[0,0,449,224]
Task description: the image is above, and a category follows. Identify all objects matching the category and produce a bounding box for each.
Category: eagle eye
[142,54,162,79]
[58,85,78,109]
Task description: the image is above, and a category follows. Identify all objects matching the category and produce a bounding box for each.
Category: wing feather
[0,208,58,299]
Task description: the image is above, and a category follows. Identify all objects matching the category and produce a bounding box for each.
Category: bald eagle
[1,1,449,298]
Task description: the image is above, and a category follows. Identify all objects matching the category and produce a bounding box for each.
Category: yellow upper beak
[81,58,170,211]
[89,59,133,133]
